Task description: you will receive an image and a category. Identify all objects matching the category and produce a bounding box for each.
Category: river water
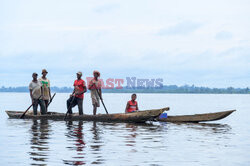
[0,93,249,166]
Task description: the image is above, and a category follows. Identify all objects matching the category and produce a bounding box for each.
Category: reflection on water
[64,121,86,165]
[63,121,105,165]
[13,119,233,166]
[90,122,104,165]
[29,119,51,165]
[2,93,248,165]
[168,122,232,134]
[190,123,232,133]
[125,124,138,148]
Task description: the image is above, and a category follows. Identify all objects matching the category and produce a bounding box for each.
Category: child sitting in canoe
[125,94,139,113]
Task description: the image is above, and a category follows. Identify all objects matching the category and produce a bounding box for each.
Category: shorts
[92,97,100,107]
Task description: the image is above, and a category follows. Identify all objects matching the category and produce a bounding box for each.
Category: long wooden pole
[48,93,56,106]
[64,91,75,120]
[96,89,109,114]
[20,95,42,119]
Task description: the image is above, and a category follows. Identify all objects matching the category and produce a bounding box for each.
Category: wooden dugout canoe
[5,107,169,123]
[157,110,236,123]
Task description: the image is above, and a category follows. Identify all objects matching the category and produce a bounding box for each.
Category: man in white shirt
[29,72,46,115]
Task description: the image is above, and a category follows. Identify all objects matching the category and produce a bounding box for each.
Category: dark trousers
[44,100,49,112]
[67,96,83,115]
[33,99,46,115]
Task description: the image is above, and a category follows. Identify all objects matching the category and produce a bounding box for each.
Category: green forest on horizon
[0,85,249,94]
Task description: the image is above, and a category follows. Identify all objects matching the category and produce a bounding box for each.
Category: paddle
[64,91,75,120]
[47,93,56,107]
[20,95,42,119]
[95,88,109,114]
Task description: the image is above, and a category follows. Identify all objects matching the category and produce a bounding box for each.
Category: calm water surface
[0,93,250,166]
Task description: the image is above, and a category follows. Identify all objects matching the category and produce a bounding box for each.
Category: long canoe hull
[158,110,235,123]
[5,107,169,123]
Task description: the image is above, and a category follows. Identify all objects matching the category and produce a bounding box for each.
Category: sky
[0,0,249,88]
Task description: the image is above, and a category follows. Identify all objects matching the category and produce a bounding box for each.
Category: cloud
[0,1,250,88]
[94,3,120,13]
[134,46,250,87]
[1,46,250,87]
[157,21,202,36]
[215,31,233,40]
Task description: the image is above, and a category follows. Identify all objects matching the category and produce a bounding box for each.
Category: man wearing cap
[39,69,51,112]
[66,71,87,115]
[88,70,102,115]
[29,73,46,115]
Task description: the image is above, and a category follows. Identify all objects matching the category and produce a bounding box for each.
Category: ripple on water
[1,93,250,165]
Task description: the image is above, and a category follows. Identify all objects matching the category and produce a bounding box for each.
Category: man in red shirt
[67,71,87,115]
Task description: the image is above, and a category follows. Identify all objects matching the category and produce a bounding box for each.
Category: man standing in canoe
[88,70,102,115]
[125,94,139,113]
[29,72,46,115]
[39,69,51,112]
[66,71,87,115]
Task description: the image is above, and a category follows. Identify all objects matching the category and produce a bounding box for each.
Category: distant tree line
[0,85,249,94]
[0,86,72,93]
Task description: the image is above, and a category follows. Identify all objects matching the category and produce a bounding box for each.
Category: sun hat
[76,71,82,76]
[93,70,100,76]
[42,69,48,74]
